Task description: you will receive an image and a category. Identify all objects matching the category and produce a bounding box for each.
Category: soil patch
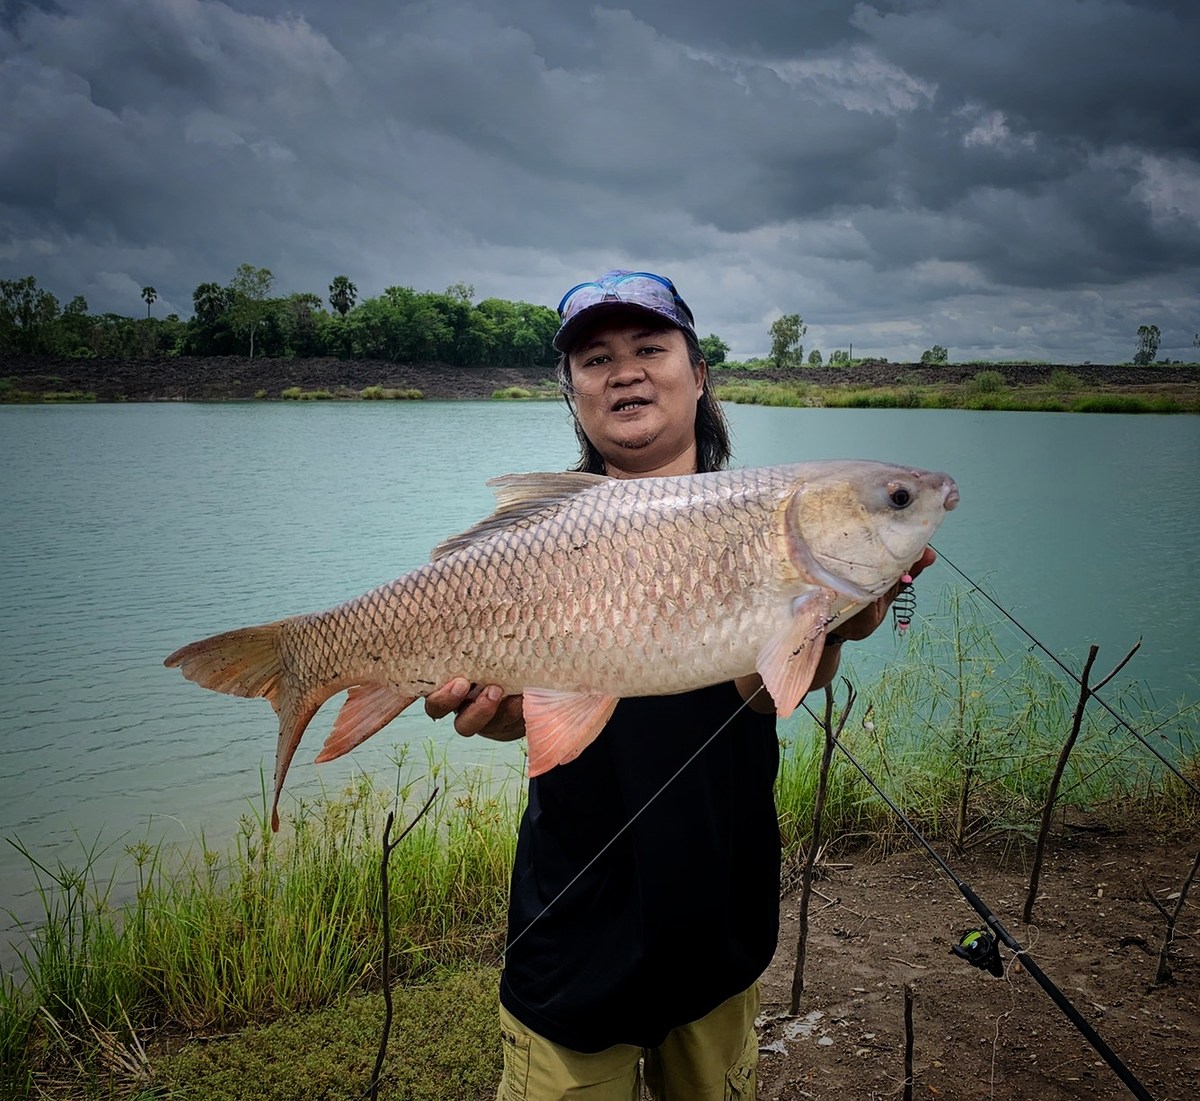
[757,821,1198,1100]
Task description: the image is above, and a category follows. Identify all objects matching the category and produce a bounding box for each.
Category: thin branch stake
[790,678,856,1014]
[366,787,439,1101]
[1144,844,1200,984]
[1023,642,1139,924]
[903,982,915,1101]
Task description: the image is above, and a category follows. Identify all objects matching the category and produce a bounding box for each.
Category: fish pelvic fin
[316,684,418,764]
[756,589,837,717]
[165,621,330,833]
[523,689,619,777]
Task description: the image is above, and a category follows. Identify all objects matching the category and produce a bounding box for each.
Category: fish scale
[165,459,958,828]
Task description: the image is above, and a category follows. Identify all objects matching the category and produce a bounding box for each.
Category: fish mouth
[943,479,960,511]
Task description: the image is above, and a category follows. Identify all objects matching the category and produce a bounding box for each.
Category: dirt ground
[756,820,1198,1101]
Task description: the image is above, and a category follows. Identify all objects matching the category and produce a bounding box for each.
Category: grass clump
[1069,394,1178,414]
[280,387,336,400]
[491,382,564,401]
[821,388,925,409]
[1048,369,1082,392]
[361,386,423,400]
[967,370,1006,394]
[714,383,811,407]
[40,390,97,403]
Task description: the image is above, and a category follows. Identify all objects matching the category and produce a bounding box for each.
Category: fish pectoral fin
[523,689,619,777]
[756,589,838,718]
[315,684,418,763]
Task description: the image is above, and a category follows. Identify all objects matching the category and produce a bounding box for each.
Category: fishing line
[932,546,1200,800]
[802,701,1157,1101]
[500,685,768,961]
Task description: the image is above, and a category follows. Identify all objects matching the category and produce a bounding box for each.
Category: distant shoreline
[2,354,1198,404]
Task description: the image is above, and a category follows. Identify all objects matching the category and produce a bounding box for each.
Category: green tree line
[4,271,1184,368]
[0,269,563,368]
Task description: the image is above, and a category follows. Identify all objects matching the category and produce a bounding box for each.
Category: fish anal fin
[757,590,837,717]
[316,684,418,764]
[523,688,619,777]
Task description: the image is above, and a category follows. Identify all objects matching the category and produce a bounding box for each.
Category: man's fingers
[908,546,937,580]
[453,685,504,737]
[424,677,471,720]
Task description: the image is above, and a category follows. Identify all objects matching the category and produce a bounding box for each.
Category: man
[426,270,933,1100]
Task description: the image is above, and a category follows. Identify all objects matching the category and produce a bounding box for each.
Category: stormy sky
[3,0,1198,362]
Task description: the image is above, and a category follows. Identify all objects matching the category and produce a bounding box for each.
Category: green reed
[774,587,1198,857]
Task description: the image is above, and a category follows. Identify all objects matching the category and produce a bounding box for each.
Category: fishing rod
[931,547,1200,801]
[805,701,1157,1101]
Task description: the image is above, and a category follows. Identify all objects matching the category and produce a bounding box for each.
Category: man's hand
[836,546,937,642]
[424,677,526,741]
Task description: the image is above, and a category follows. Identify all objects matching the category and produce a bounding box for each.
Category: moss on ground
[154,967,501,1101]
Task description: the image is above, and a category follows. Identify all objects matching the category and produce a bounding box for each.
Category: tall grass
[1,753,521,1096]
[775,588,1198,858]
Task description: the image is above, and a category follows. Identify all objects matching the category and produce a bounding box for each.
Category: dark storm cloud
[853,0,1200,156]
[1,0,1197,361]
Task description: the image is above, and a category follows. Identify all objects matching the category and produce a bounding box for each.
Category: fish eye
[888,484,912,509]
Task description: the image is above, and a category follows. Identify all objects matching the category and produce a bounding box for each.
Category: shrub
[1047,369,1081,392]
[968,370,1006,394]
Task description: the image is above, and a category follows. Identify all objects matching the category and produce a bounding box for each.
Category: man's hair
[555,329,733,474]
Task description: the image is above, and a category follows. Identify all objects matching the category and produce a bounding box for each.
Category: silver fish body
[165,459,958,827]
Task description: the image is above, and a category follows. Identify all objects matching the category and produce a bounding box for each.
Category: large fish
[165,460,958,828]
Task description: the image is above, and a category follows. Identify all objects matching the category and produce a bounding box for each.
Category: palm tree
[141,286,157,319]
[329,275,357,317]
[192,282,227,325]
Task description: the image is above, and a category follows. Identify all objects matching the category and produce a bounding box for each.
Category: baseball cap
[553,270,696,353]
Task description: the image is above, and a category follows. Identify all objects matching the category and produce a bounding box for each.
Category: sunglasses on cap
[553,270,696,352]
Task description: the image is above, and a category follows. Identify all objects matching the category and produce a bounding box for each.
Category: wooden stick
[366,788,439,1101]
[1023,642,1139,924]
[790,679,855,1014]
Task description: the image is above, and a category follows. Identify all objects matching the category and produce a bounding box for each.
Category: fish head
[784,461,959,600]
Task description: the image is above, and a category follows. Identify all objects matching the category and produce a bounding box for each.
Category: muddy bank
[3,354,1197,402]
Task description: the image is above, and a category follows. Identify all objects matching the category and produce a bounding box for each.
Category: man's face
[566,317,705,479]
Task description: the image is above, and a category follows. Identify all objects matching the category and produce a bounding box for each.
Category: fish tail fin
[165,621,327,832]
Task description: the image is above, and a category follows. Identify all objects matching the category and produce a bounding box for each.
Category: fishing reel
[891,574,916,634]
[952,929,1005,977]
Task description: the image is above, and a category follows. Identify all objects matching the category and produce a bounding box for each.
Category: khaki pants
[496,985,759,1101]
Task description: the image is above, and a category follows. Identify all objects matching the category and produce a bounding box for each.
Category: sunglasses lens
[558,272,679,321]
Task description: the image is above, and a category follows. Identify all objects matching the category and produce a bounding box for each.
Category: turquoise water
[1,401,1197,961]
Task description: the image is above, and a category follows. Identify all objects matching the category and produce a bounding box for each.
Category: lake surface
[2,402,1198,964]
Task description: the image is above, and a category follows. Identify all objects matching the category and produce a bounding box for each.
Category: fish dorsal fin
[431,471,609,559]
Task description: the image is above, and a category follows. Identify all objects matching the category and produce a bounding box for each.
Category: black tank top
[499,681,781,1052]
